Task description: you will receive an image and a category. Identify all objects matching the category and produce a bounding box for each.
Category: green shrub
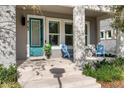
[44,43,52,59]
[94,59,110,69]
[83,63,96,77]
[96,65,123,82]
[111,58,124,67]
[83,58,124,82]
[0,64,17,84]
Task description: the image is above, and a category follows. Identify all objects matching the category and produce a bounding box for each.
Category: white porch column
[73,6,86,67]
[0,6,16,67]
[116,31,124,57]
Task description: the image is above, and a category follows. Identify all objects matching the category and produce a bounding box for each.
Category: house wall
[101,39,116,54]
[100,18,116,55]
[16,7,73,60]
[0,6,16,67]
[16,7,98,60]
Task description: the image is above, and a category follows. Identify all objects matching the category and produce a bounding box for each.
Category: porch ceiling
[16,5,111,18]
[85,9,112,18]
[16,5,73,15]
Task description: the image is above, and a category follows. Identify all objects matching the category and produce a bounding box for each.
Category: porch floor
[17,58,101,88]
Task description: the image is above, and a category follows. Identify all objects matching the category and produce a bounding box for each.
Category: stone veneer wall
[0,5,16,67]
[73,6,86,67]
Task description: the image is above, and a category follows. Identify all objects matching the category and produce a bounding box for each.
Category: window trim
[47,18,61,48]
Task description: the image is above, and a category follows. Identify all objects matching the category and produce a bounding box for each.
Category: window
[107,30,112,39]
[31,19,41,46]
[100,31,104,39]
[49,21,60,46]
[65,23,73,46]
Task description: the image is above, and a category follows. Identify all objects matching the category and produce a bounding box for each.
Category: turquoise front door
[29,18,44,56]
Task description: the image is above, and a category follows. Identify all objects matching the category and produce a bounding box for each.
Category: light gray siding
[100,18,116,55]
[100,18,113,31]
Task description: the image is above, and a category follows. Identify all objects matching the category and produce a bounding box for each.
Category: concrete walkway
[18,58,101,88]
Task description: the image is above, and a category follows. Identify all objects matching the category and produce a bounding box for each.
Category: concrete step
[72,83,101,88]
[18,69,82,83]
[63,83,101,88]
[61,76,97,88]
[85,83,101,88]
[24,78,58,88]
[23,74,100,88]
[29,70,83,81]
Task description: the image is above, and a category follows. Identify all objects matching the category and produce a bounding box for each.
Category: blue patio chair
[96,44,105,57]
[60,44,70,58]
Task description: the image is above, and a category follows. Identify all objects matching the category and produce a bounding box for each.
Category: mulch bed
[98,80,124,88]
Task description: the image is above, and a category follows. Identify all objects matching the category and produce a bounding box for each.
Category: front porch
[16,5,111,62]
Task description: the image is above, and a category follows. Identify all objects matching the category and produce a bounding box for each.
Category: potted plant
[44,43,52,59]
